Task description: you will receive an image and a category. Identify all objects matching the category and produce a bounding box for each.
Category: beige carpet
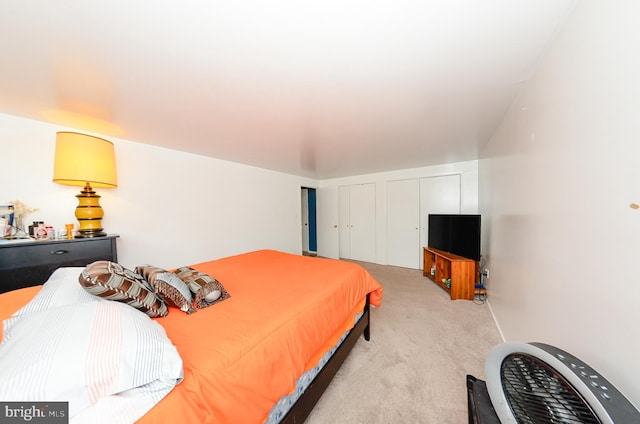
[305,261,503,424]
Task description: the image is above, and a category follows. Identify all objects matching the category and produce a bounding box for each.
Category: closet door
[338,186,351,259]
[317,186,339,259]
[419,175,461,268]
[348,184,376,263]
[387,179,420,268]
[339,184,376,262]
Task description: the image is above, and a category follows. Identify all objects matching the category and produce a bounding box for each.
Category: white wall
[320,160,478,264]
[479,1,640,407]
[0,113,315,269]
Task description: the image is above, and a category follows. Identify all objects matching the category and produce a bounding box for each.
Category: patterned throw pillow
[172,267,230,309]
[135,265,196,314]
[79,261,168,318]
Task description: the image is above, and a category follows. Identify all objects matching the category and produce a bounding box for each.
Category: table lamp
[52,132,117,237]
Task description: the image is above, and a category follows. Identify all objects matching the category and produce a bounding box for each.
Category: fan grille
[501,353,601,424]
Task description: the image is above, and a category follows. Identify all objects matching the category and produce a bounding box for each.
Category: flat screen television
[428,214,481,261]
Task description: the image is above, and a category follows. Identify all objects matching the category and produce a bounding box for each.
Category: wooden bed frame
[280,294,371,424]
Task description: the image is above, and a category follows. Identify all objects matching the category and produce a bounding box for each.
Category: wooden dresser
[0,234,118,294]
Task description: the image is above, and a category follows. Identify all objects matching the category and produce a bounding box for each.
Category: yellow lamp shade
[53,132,117,188]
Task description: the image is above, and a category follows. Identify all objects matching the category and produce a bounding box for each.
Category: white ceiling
[0,1,576,179]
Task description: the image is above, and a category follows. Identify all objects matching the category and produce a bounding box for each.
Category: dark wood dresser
[0,234,118,294]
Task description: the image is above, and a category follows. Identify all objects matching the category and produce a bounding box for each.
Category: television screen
[428,214,481,261]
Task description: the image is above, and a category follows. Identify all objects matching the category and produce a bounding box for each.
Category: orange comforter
[0,250,383,423]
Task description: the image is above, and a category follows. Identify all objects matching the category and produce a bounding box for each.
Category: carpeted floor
[305,261,503,424]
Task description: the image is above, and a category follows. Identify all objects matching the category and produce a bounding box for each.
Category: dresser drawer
[0,235,118,293]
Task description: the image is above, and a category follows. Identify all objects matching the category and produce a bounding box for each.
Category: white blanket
[0,268,183,424]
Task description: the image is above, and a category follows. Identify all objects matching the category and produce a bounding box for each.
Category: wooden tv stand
[423,247,476,300]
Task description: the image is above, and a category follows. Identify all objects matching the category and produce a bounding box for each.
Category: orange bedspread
[0,250,383,423]
[0,285,41,343]
[142,250,382,423]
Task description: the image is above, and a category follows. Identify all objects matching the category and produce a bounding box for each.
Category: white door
[317,186,339,259]
[338,186,351,259]
[348,183,376,263]
[387,179,420,268]
[301,188,309,253]
[419,175,461,268]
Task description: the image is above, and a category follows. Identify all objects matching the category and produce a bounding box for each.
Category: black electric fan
[468,342,640,423]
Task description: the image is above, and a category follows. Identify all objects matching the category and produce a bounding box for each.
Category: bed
[0,249,383,423]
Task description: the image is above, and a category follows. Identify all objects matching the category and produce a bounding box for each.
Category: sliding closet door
[419,174,461,269]
[387,179,420,268]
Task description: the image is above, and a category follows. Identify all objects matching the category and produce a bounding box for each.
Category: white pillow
[10,267,93,318]
[0,268,183,423]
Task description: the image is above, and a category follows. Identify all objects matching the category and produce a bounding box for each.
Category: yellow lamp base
[75,183,107,238]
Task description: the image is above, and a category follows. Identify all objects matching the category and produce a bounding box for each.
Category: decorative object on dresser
[7,200,39,238]
[0,205,13,237]
[0,234,118,293]
[52,132,118,238]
